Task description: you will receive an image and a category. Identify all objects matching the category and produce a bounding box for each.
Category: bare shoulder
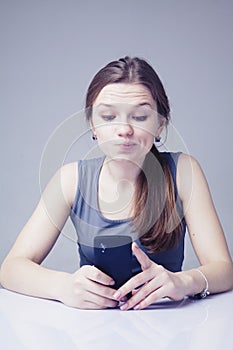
[177,152,202,171]
[59,162,78,208]
[60,162,78,177]
[176,153,208,202]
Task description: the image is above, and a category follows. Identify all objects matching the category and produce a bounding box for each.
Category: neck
[103,157,143,184]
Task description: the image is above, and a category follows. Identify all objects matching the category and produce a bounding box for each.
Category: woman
[1,56,233,310]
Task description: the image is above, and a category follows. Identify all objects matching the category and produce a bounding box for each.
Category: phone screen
[94,235,132,291]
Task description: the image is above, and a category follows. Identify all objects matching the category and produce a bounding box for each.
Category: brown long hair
[85,56,183,253]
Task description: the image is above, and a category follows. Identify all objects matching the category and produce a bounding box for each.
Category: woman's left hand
[113,242,188,310]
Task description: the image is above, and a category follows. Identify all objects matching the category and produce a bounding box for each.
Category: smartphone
[94,235,132,293]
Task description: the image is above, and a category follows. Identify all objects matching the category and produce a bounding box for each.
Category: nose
[116,122,134,137]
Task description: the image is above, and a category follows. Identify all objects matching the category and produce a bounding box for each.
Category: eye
[132,116,148,121]
[102,115,116,121]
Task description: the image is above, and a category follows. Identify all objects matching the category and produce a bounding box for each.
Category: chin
[109,152,146,165]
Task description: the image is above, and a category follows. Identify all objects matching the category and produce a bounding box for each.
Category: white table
[0,287,232,350]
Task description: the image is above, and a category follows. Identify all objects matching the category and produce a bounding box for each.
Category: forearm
[0,257,69,302]
[179,261,233,297]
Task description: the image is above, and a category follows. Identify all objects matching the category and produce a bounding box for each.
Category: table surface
[0,287,232,350]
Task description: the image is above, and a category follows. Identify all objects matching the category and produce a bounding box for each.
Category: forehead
[93,83,156,108]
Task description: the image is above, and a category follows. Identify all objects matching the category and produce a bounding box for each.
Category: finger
[88,279,117,300]
[113,270,152,301]
[132,242,152,270]
[132,289,139,296]
[78,301,102,310]
[78,299,111,310]
[120,279,162,310]
[82,297,118,310]
[84,265,115,286]
[87,290,119,309]
[133,286,168,310]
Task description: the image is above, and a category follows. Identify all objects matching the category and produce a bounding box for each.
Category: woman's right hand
[59,265,119,309]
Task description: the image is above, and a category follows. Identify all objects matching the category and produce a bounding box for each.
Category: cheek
[137,125,156,141]
[144,134,155,149]
[137,118,158,136]
[96,126,113,140]
[139,127,157,151]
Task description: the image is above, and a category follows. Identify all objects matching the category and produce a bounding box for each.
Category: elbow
[223,261,233,292]
[0,258,17,290]
[0,259,10,288]
[229,262,233,291]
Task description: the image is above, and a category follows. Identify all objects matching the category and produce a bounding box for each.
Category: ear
[157,117,166,138]
[89,118,95,135]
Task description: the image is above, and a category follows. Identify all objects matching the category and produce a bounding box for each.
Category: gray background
[1,0,232,272]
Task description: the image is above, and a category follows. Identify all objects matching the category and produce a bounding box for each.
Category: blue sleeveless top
[70,152,186,273]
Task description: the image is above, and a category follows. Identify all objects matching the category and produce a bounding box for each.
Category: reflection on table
[0,288,232,350]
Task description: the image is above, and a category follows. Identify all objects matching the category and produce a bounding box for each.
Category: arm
[176,154,233,294]
[0,163,117,309]
[113,154,233,310]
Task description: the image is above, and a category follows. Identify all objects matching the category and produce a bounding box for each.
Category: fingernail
[120,302,128,311]
[109,280,115,286]
[113,291,121,300]
[134,304,141,310]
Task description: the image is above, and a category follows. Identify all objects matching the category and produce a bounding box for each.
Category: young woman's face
[91,83,164,163]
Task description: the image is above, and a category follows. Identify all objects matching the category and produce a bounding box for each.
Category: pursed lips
[115,140,137,146]
[116,142,137,147]
[115,142,138,152]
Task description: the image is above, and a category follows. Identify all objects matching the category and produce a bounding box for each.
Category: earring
[155,136,161,142]
[92,134,97,140]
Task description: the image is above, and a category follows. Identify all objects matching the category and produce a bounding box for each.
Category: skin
[91,83,165,219]
[1,83,233,310]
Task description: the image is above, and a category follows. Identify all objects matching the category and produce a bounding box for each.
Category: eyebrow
[96,102,153,108]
